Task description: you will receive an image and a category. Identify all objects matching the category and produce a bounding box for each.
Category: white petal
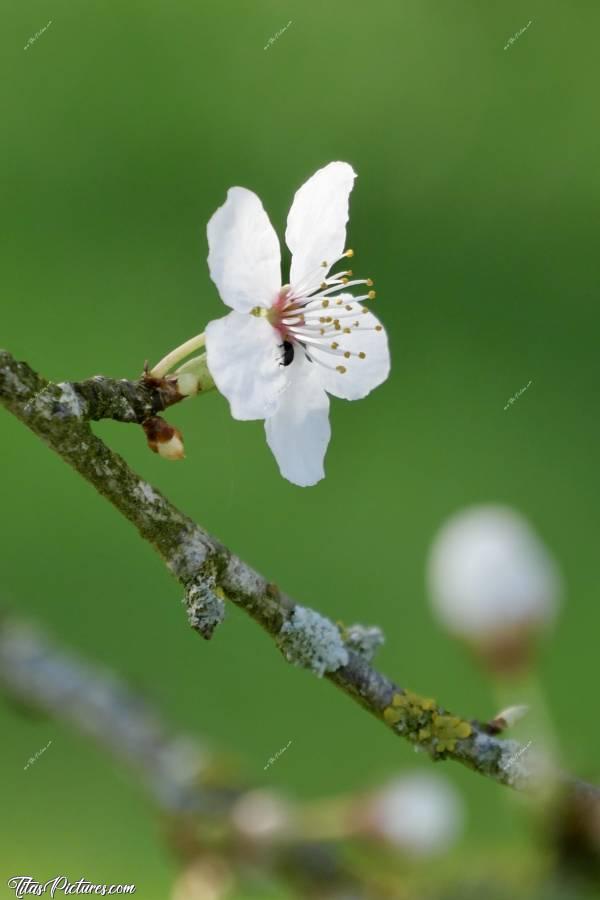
[308,303,390,401]
[265,354,331,486]
[205,311,287,420]
[207,187,281,313]
[286,162,356,296]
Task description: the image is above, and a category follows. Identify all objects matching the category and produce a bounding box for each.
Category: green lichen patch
[340,622,385,661]
[183,559,226,640]
[277,606,349,677]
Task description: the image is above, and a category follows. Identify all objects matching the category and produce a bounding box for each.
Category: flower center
[253,251,381,375]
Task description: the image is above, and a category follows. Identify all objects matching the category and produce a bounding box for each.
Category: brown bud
[142,416,185,460]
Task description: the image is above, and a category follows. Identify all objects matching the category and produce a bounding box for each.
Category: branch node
[277,606,349,677]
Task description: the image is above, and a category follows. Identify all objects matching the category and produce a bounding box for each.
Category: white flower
[427,505,561,642]
[204,161,390,486]
[368,772,464,855]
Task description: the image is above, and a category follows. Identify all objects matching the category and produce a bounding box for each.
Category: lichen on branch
[1,349,598,805]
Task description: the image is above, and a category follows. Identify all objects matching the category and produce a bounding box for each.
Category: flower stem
[150,333,206,379]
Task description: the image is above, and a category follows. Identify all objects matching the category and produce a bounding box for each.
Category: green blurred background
[1,0,599,895]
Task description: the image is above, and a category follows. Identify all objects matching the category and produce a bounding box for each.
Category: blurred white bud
[171,859,232,900]
[367,772,464,855]
[231,789,292,842]
[427,506,561,665]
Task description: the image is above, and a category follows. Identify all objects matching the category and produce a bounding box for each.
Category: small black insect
[280,340,295,367]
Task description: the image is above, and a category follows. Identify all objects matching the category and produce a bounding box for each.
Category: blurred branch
[1,349,598,806]
[0,616,385,899]
[0,617,222,814]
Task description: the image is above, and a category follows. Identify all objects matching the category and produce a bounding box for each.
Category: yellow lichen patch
[391,690,436,714]
[430,713,472,753]
[383,707,403,725]
[455,721,472,738]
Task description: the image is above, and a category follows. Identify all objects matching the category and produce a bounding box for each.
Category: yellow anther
[343,327,351,334]
[344,249,354,258]
[319,316,326,323]
[336,365,347,373]
[375,324,382,331]
[358,352,366,359]
[320,282,327,290]
[344,351,351,359]
[342,277,349,285]
[325,316,332,323]
[336,299,343,305]
[347,270,353,276]
[368,290,376,300]
[362,308,369,314]
[331,342,339,349]
[320,328,325,335]
[345,304,352,310]
[322,299,329,308]
[366,278,374,287]
[321,260,328,267]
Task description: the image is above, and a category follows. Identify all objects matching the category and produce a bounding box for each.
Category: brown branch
[1,349,598,805]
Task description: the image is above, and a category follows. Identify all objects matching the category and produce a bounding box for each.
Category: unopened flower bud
[427,505,561,671]
[231,789,292,842]
[176,372,200,397]
[171,858,232,900]
[143,416,185,460]
[364,772,464,855]
[488,704,530,733]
